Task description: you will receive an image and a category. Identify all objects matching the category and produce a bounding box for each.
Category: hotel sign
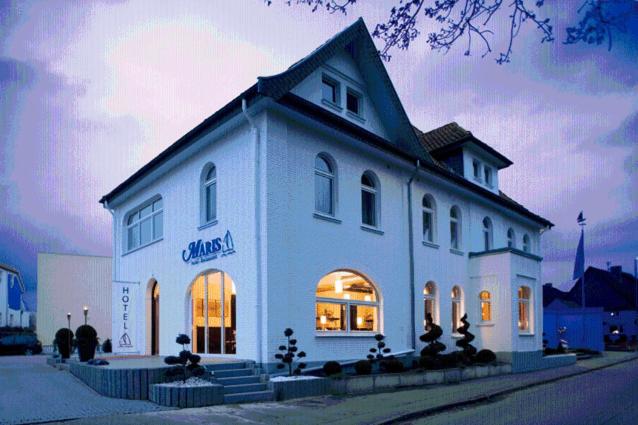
[182,230,236,265]
[112,281,139,354]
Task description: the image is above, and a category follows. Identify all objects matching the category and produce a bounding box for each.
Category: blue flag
[7,274,22,310]
[573,228,585,280]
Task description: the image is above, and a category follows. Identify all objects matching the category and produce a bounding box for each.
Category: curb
[374,353,638,425]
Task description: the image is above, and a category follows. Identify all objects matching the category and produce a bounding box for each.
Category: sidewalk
[49,351,638,425]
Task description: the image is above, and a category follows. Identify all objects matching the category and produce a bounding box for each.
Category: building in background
[36,253,112,348]
[0,263,30,328]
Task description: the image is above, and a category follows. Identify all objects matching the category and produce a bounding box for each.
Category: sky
[1,1,636,310]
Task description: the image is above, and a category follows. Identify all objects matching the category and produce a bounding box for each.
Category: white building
[0,263,29,328]
[100,19,553,370]
[36,253,112,347]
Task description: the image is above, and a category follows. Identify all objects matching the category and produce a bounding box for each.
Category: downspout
[242,98,263,366]
[103,200,116,283]
[407,160,420,351]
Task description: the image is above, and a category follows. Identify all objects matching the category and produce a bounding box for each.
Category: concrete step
[213,368,255,378]
[223,382,268,394]
[223,390,274,404]
[204,362,251,372]
[217,375,261,386]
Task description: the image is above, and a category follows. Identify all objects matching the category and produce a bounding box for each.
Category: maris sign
[182,230,236,264]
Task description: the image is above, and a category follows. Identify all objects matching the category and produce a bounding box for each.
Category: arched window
[191,271,236,354]
[125,197,163,252]
[316,270,379,333]
[361,171,379,227]
[315,154,335,215]
[482,217,493,251]
[422,195,436,243]
[507,228,516,248]
[518,286,531,332]
[479,291,491,322]
[424,282,437,330]
[522,234,531,253]
[451,285,463,333]
[450,206,461,250]
[201,164,217,224]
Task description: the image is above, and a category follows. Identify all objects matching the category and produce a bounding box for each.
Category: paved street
[0,356,166,425]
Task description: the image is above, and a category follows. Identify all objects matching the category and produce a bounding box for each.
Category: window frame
[124,196,164,254]
[314,153,337,217]
[346,87,363,117]
[321,75,340,106]
[423,281,437,330]
[472,160,482,181]
[450,206,462,250]
[484,166,493,187]
[507,228,516,248]
[482,217,493,251]
[422,195,437,243]
[200,163,217,227]
[360,171,379,228]
[479,290,492,323]
[517,286,532,333]
[451,285,463,334]
[522,234,531,253]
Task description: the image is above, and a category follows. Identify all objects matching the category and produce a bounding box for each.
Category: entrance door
[192,271,236,354]
[151,281,160,355]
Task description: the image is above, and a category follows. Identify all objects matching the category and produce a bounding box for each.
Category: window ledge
[315,332,377,338]
[360,225,384,235]
[198,219,218,231]
[321,98,342,112]
[519,332,535,337]
[451,333,464,339]
[313,212,342,224]
[346,110,366,123]
[122,238,163,257]
[476,322,495,327]
[449,248,465,256]
[422,241,439,249]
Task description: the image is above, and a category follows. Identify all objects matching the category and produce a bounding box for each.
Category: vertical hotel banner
[112,281,140,354]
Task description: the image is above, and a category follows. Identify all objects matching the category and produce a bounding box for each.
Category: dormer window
[346,89,361,116]
[472,160,481,181]
[484,167,493,187]
[321,75,339,105]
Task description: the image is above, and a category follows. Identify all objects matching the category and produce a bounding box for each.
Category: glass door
[192,271,236,354]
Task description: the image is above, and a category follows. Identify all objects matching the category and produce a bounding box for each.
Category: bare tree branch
[564,0,636,51]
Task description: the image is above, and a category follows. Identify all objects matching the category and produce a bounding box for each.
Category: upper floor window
[507,228,516,248]
[522,234,531,253]
[518,286,531,332]
[424,281,437,330]
[346,88,362,116]
[450,206,461,250]
[321,75,340,105]
[482,217,493,251]
[472,160,481,181]
[316,270,379,333]
[451,285,463,333]
[201,164,217,225]
[479,290,492,322]
[422,195,436,243]
[315,154,336,216]
[361,171,379,227]
[125,197,163,252]
[484,167,493,187]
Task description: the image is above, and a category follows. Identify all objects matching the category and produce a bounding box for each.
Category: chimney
[610,265,623,282]
[543,283,553,288]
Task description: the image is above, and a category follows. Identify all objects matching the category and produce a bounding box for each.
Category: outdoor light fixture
[364,295,371,302]
[320,315,327,325]
[83,306,88,325]
[343,293,350,300]
[334,278,343,294]
[66,312,71,329]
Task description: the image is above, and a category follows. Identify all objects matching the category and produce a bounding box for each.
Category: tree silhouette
[420,313,446,357]
[455,313,477,362]
[265,1,636,63]
[275,328,307,376]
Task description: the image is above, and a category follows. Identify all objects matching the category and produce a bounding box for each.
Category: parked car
[0,333,43,355]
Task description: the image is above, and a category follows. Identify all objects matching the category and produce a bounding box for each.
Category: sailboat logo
[222,230,235,255]
[119,333,132,347]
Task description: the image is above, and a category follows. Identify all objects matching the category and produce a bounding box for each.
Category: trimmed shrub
[420,313,446,357]
[322,361,342,376]
[419,355,443,370]
[439,353,459,369]
[380,358,404,373]
[164,334,205,383]
[102,338,112,353]
[354,359,372,375]
[475,349,496,364]
[367,334,392,362]
[54,328,73,359]
[455,314,477,363]
[75,325,98,362]
[275,328,307,376]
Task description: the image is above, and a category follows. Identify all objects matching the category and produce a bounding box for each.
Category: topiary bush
[367,334,392,362]
[54,328,73,359]
[275,328,307,376]
[164,334,205,383]
[354,359,372,375]
[475,349,496,364]
[419,355,443,370]
[380,358,404,373]
[419,313,447,370]
[439,352,459,369]
[102,338,112,353]
[455,314,477,364]
[75,325,98,362]
[322,360,342,376]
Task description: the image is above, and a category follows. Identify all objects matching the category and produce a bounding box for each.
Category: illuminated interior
[518,286,530,331]
[423,281,436,330]
[479,290,491,322]
[315,271,378,333]
[451,285,462,333]
[191,271,236,354]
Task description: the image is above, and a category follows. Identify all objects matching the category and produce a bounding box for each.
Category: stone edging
[149,383,224,407]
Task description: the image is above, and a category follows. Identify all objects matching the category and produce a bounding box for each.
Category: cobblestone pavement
[0,355,168,425]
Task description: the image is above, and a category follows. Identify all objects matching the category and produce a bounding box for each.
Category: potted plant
[75,325,98,362]
[54,328,73,359]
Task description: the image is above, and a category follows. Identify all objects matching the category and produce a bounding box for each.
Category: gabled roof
[567,266,638,311]
[418,122,513,169]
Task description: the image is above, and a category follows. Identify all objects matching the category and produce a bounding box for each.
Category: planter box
[374,373,401,390]
[444,368,461,384]
[269,378,330,401]
[398,372,425,387]
[149,383,224,408]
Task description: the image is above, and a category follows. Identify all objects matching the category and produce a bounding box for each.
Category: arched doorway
[190,271,236,354]
[151,281,160,355]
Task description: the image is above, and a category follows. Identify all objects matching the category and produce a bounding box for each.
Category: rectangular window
[450,222,459,249]
[153,212,163,239]
[321,77,338,104]
[361,190,376,226]
[484,167,493,186]
[346,89,361,115]
[473,160,481,180]
[125,197,164,253]
[316,302,346,331]
[349,304,377,332]
[423,212,433,242]
[206,183,217,222]
[315,174,334,215]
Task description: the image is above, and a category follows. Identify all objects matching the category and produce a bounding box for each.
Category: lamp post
[83,306,88,326]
